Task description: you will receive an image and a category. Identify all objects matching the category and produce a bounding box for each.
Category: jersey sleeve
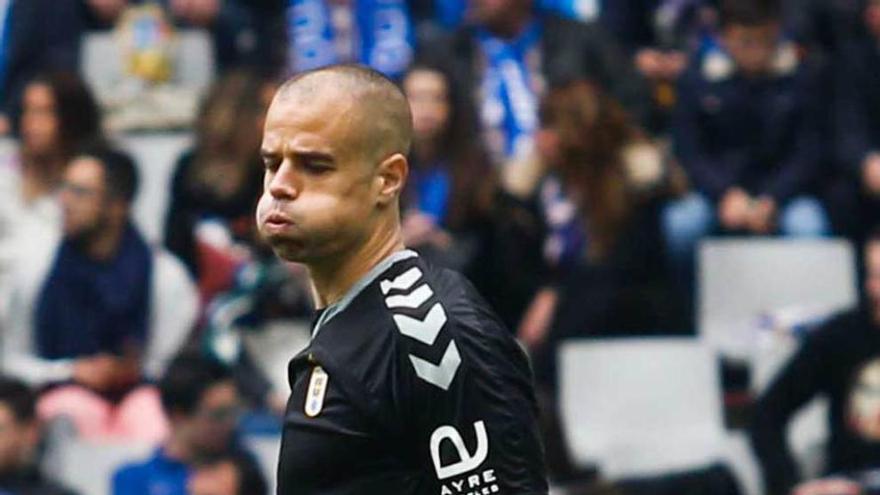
[387,276,549,495]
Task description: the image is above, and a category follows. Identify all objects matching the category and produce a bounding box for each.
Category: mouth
[262,212,295,233]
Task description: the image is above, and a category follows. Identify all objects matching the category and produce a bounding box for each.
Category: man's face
[722,22,780,76]
[469,0,531,28]
[866,242,880,326]
[867,1,880,40]
[21,83,59,156]
[0,405,34,474]
[59,157,110,240]
[183,381,241,458]
[404,70,451,144]
[256,92,381,264]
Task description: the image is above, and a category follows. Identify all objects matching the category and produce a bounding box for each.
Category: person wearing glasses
[113,353,265,495]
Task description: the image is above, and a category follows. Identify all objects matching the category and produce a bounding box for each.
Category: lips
[262,212,295,234]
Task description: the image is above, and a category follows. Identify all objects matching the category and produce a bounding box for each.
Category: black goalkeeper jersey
[277,250,548,495]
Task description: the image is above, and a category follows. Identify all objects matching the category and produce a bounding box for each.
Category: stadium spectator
[400,62,495,272]
[112,353,265,495]
[0,377,76,495]
[0,73,101,243]
[663,0,829,284]
[0,144,197,441]
[830,0,880,244]
[750,228,880,495]
[784,0,867,55]
[0,73,103,304]
[163,71,272,289]
[0,0,83,134]
[602,0,717,133]
[423,0,649,167]
[80,0,286,74]
[283,0,415,79]
[189,452,269,495]
[515,80,681,386]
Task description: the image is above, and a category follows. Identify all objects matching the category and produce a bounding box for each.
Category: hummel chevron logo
[393,303,448,346]
[409,341,461,391]
[385,284,434,309]
[381,267,461,390]
[380,267,422,295]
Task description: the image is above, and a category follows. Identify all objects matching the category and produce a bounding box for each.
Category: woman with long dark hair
[401,62,495,271]
[516,80,684,381]
[0,73,102,269]
[164,70,274,281]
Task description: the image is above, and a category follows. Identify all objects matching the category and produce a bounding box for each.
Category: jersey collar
[311,249,418,339]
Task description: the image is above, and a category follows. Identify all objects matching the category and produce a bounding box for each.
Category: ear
[374,153,408,207]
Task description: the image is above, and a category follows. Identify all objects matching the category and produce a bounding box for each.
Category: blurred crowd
[1,0,880,494]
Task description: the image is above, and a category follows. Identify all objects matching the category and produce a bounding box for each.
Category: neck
[82,222,126,262]
[163,432,195,464]
[308,217,405,309]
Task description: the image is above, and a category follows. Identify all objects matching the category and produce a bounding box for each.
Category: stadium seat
[116,132,194,245]
[698,238,857,361]
[48,437,154,495]
[559,338,727,479]
[699,238,858,480]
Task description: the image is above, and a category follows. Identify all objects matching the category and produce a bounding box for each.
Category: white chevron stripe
[393,303,447,346]
[385,284,433,309]
[380,267,423,295]
[409,341,461,391]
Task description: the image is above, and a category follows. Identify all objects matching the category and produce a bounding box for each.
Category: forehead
[66,157,105,184]
[262,90,359,154]
[199,380,237,407]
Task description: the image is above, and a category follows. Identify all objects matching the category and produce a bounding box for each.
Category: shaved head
[257,64,412,268]
[276,65,413,164]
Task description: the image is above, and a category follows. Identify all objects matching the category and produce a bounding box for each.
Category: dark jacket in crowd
[835,37,880,177]
[784,0,867,54]
[0,468,77,495]
[427,13,650,125]
[673,46,826,203]
[2,0,82,120]
[750,308,880,495]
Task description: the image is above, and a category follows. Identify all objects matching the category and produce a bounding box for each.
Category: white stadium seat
[116,132,193,245]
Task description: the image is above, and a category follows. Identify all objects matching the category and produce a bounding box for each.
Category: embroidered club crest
[305,366,328,417]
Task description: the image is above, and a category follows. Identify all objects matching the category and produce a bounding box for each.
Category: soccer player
[257,64,549,494]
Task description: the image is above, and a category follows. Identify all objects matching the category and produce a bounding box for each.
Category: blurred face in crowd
[59,157,114,241]
[866,1,880,39]
[189,460,240,495]
[866,240,880,326]
[0,404,37,474]
[404,69,450,145]
[470,0,533,32]
[20,82,59,157]
[180,381,240,458]
[722,22,780,76]
[257,77,407,265]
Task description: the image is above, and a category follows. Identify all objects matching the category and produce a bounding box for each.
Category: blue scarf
[435,0,600,30]
[477,20,542,160]
[287,0,414,79]
[410,162,451,224]
[0,0,12,94]
[35,225,153,360]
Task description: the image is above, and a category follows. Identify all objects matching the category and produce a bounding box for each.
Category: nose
[268,161,299,201]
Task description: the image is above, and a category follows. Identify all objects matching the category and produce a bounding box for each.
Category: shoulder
[112,458,152,485]
[376,256,528,391]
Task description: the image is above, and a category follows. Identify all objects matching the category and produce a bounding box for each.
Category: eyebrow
[260,149,335,163]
